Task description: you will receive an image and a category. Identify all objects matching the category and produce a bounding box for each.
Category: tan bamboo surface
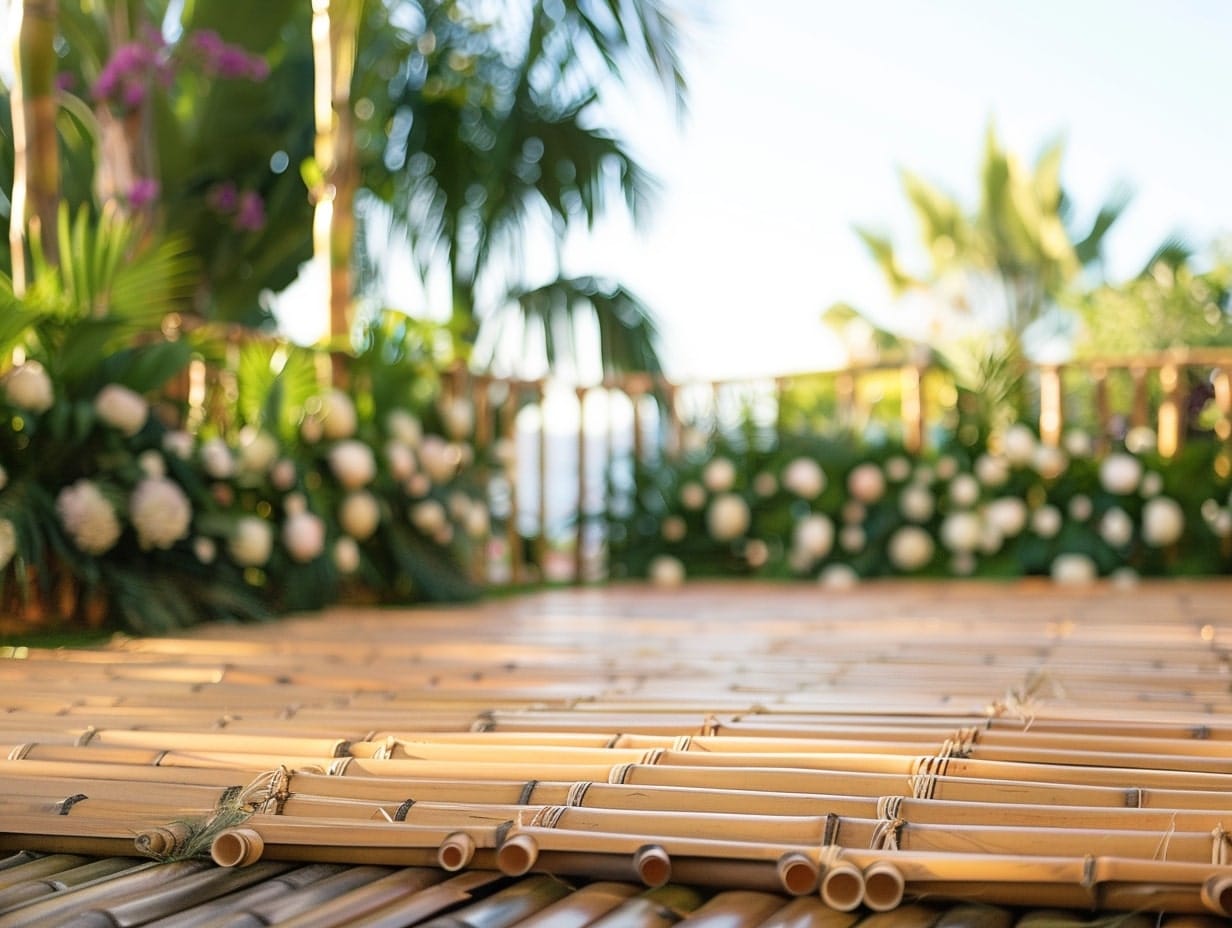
[5,581,1232,925]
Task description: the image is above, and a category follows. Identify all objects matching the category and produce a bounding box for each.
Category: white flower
[284,492,308,517]
[1001,425,1037,466]
[238,428,279,476]
[447,491,472,522]
[744,538,769,567]
[884,456,911,483]
[648,554,685,587]
[410,499,447,535]
[1125,426,1156,455]
[841,500,866,524]
[847,463,885,504]
[162,430,195,460]
[935,456,959,481]
[300,415,323,444]
[680,481,706,510]
[840,525,865,552]
[940,511,982,553]
[137,450,165,479]
[94,384,148,436]
[193,536,216,564]
[129,477,192,550]
[440,397,474,439]
[888,526,934,572]
[340,491,381,540]
[1068,494,1093,522]
[792,514,834,560]
[978,521,1003,555]
[1142,496,1184,547]
[1051,553,1097,586]
[200,438,235,480]
[707,493,750,541]
[282,510,326,563]
[1099,453,1143,496]
[1032,446,1068,481]
[899,485,934,523]
[229,516,274,566]
[680,427,708,455]
[270,459,297,492]
[334,536,361,574]
[1063,430,1094,458]
[948,474,980,508]
[1031,505,1063,538]
[1140,472,1163,498]
[320,389,357,440]
[782,458,825,499]
[0,518,16,571]
[1216,510,1232,539]
[406,474,430,498]
[703,457,737,493]
[986,497,1028,538]
[974,454,1010,488]
[329,440,377,490]
[464,504,490,539]
[3,361,53,413]
[752,471,778,497]
[661,515,687,542]
[819,563,859,589]
[1099,507,1134,548]
[386,409,422,447]
[419,436,461,484]
[56,480,122,555]
[386,441,417,482]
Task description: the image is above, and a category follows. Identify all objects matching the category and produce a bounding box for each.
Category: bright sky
[562,0,1232,381]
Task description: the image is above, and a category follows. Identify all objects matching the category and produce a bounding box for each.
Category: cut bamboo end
[861,860,906,912]
[210,828,264,868]
[133,822,192,858]
[438,831,476,871]
[820,860,865,912]
[1201,874,1232,916]
[776,851,819,895]
[634,844,672,887]
[498,833,539,876]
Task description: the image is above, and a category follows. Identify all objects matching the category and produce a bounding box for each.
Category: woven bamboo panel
[2,580,1232,926]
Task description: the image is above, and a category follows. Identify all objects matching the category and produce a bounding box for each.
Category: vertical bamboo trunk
[8,0,60,294]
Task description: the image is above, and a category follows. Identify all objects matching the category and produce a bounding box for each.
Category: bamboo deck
[2,579,1232,926]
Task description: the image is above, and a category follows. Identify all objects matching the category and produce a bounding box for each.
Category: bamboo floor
[3,579,1232,927]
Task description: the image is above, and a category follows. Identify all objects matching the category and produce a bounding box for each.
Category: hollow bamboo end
[211,828,265,868]
[497,833,538,876]
[438,832,476,872]
[133,822,192,858]
[861,861,905,912]
[776,852,819,896]
[820,860,865,912]
[634,844,672,888]
[1201,874,1232,916]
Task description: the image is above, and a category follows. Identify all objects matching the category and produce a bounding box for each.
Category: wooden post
[575,386,588,584]
[1092,364,1110,454]
[501,385,523,586]
[900,365,923,454]
[1038,365,1063,448]
[1157,363,1181,458]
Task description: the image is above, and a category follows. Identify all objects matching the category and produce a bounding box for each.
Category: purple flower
[55,72,76,92]
[207,181,239,213]
[190,29,226,58]
[234,190,265,231]
[121,80,147,108]
[128,177,160,209]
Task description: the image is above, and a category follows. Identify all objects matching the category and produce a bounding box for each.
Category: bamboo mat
[2,579,1232,926]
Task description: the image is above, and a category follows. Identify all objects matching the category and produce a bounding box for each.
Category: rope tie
[565,781,591,807]
[908,753,945,800]
[641,748,665,765]
[671,736,692,751]
[516,780,539,806]
[870,817,904,851]
[1213,824,1231,866]
[1124,787,1144,808]
[876,795,904,821]
[818,844,844,871]
[530,805,566,829]
[8,744,32,761]
[75,727,97,747]
[326,757,352,776]
[608,763,634,784]
[370,736,397,760]
[701,715,719,736]
[951,727,978,757]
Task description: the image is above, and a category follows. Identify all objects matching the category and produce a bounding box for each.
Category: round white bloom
[1201,498,1222,525]
[284,492,308,517]
[237,428,279,476]
[1063,430,1094,458]
[792,514,834,560]
[55,480,121,555]
[193,536,216,564]
[1125,426,1157,455]
[662,515,687,542]
[419,436,462,484]
[1142,496,1184,547]
[334,536,361,574]
[492,438,517,470]
[270,459,297,491]
[782,458,825,499]
[846,463,885,504]
[679,481,706,511]
[200,437,235,480]
[648,554,686,587]
[1140,472,1163,498]
[1099,507,1134,548]
[819,563,859,589]
[162,430,195,461]
[1110,567,1139,589]
[888,526,934,572]
[744,538,770,567]
[948,474,981,508]
[1099,453,1143,496]
[680,427,709,455]
[703,457,737,493]
[464,503,490,538]
[1032,446,1068,481]
[1068,494,1093,522]
[986,497,1028,538]
[1031,505,1063,538]
[94,384,148,436]
[1215,510,1232,539]
[841,500,866,524]
[1051,552,1097,586]
[329,440,377,490]
[0,518,16,571]
[385,441,417,482]
[339,491,381,540]
[447,491,472,522]
[884,456,911,482]
[3,361,53,413]
[974,454,1010,488]
[129,477,192,550]
[440,397,474,440]
[282,510,326,563]
[229,516,273,567]
[707,493,750,542]
[899,484,934,523]
[410,499,447,535]
[1001,425,1037,466]
[752,471,778,497]
[406,474,431,498]
[300,415,323,444]
[320,389,358,440]
[935,456,959,481]
[979,521,1003,555]
[840,525,865,552]
[386,409,423,447]
[133,450,164,479]
[940,511,982,553]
